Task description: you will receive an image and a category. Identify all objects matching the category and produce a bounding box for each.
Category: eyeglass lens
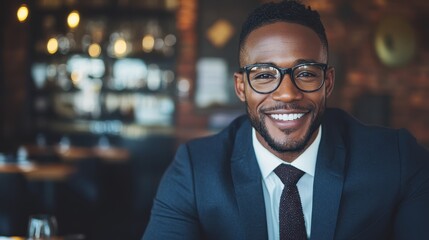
[248,64,324,93]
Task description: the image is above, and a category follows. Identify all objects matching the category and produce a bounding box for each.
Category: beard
[247,101,325,154]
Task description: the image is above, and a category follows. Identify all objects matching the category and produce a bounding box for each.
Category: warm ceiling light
[142,35,155,53]
[47,38,59,54]
[17,4,29,22]
[67,10,80,28]
[88,43,102,58]
[113,38,128,57]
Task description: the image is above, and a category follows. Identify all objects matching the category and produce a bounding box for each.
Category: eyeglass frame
[238,62,329,94]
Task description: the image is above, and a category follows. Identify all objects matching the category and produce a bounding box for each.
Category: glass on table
[28,214,58,240]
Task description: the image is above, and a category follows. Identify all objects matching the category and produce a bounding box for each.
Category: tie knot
[274,164,305,186]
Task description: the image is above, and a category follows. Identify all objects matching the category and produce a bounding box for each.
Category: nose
[271,74,303,102]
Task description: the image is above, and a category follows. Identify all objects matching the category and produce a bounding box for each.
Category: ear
[234,72,246,102]
[324,66,335,98]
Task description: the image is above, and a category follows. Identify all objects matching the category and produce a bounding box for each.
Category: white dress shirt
[252,127,321,240]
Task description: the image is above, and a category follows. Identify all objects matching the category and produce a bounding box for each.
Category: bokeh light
[88,43,102,58]
[47,38,59,54]
[113,38,128,58]
[17,4,29,22]
[164,34,177,47]
[142,35,155,53]
[67,10,80,29]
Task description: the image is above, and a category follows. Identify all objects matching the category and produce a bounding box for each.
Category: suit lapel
[231,120,268,240]
[310,117,347,240]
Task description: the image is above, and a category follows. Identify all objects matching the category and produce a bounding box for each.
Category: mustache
[260,102,312,112]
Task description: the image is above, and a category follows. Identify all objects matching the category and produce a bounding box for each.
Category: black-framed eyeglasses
[239,62,328,94]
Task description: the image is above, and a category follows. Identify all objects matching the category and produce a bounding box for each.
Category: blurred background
[0,0,428,239]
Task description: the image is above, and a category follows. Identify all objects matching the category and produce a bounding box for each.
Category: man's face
[234,22,335,162]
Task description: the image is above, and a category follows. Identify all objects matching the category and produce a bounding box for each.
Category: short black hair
[238,0,328,60]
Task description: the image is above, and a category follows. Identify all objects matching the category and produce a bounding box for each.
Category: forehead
[241,22,327,65]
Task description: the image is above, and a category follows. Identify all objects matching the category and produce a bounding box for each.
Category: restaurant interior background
[0,0,428,238]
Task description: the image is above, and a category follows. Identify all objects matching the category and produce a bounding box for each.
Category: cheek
[308,90,327,108]
[311,95,327,116]
[245,90,267,113]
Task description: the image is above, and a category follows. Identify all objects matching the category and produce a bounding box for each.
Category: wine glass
[28,214,58,240]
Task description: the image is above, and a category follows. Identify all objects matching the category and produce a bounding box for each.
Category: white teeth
[271,113,304,121]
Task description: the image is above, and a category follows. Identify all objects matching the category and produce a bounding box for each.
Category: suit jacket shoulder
[143,115,268,240]
[315,108,429,240]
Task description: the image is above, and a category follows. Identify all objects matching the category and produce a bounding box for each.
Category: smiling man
[143,1,429,240]
[235,20,333,162]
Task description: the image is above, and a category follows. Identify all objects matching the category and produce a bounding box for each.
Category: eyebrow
[295,59,321,64]
[250,59,324,67]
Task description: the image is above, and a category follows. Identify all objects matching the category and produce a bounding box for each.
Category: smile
[270,113,305,121]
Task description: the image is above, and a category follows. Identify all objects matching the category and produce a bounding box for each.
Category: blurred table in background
[0,234,86,239]
[0,163,75,181]
[0,162,76,217]
[23,144,130,163]
[0,133,173,239]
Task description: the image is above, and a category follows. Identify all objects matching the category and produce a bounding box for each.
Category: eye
[253,72,276,79]
[249,66,279,82]
[296,71,317,78]
[294,65,323,82]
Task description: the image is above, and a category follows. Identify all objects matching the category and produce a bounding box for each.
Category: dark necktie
[274,164,307,240]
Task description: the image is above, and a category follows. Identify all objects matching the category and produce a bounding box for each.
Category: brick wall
[314,0,429,147]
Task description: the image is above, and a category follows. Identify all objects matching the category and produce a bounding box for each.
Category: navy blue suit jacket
[143,108,429,240]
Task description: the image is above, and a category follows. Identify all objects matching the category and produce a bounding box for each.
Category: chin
[267,129,311,153]
[252,112,323,154]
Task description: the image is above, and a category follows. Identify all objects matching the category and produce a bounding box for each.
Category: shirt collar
[253,126,321,179]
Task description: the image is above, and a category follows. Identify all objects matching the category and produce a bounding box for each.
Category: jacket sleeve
[393,129,429,239]
[142,144,201,240]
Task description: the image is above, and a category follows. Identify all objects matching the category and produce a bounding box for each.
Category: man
[143,1,429,239]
